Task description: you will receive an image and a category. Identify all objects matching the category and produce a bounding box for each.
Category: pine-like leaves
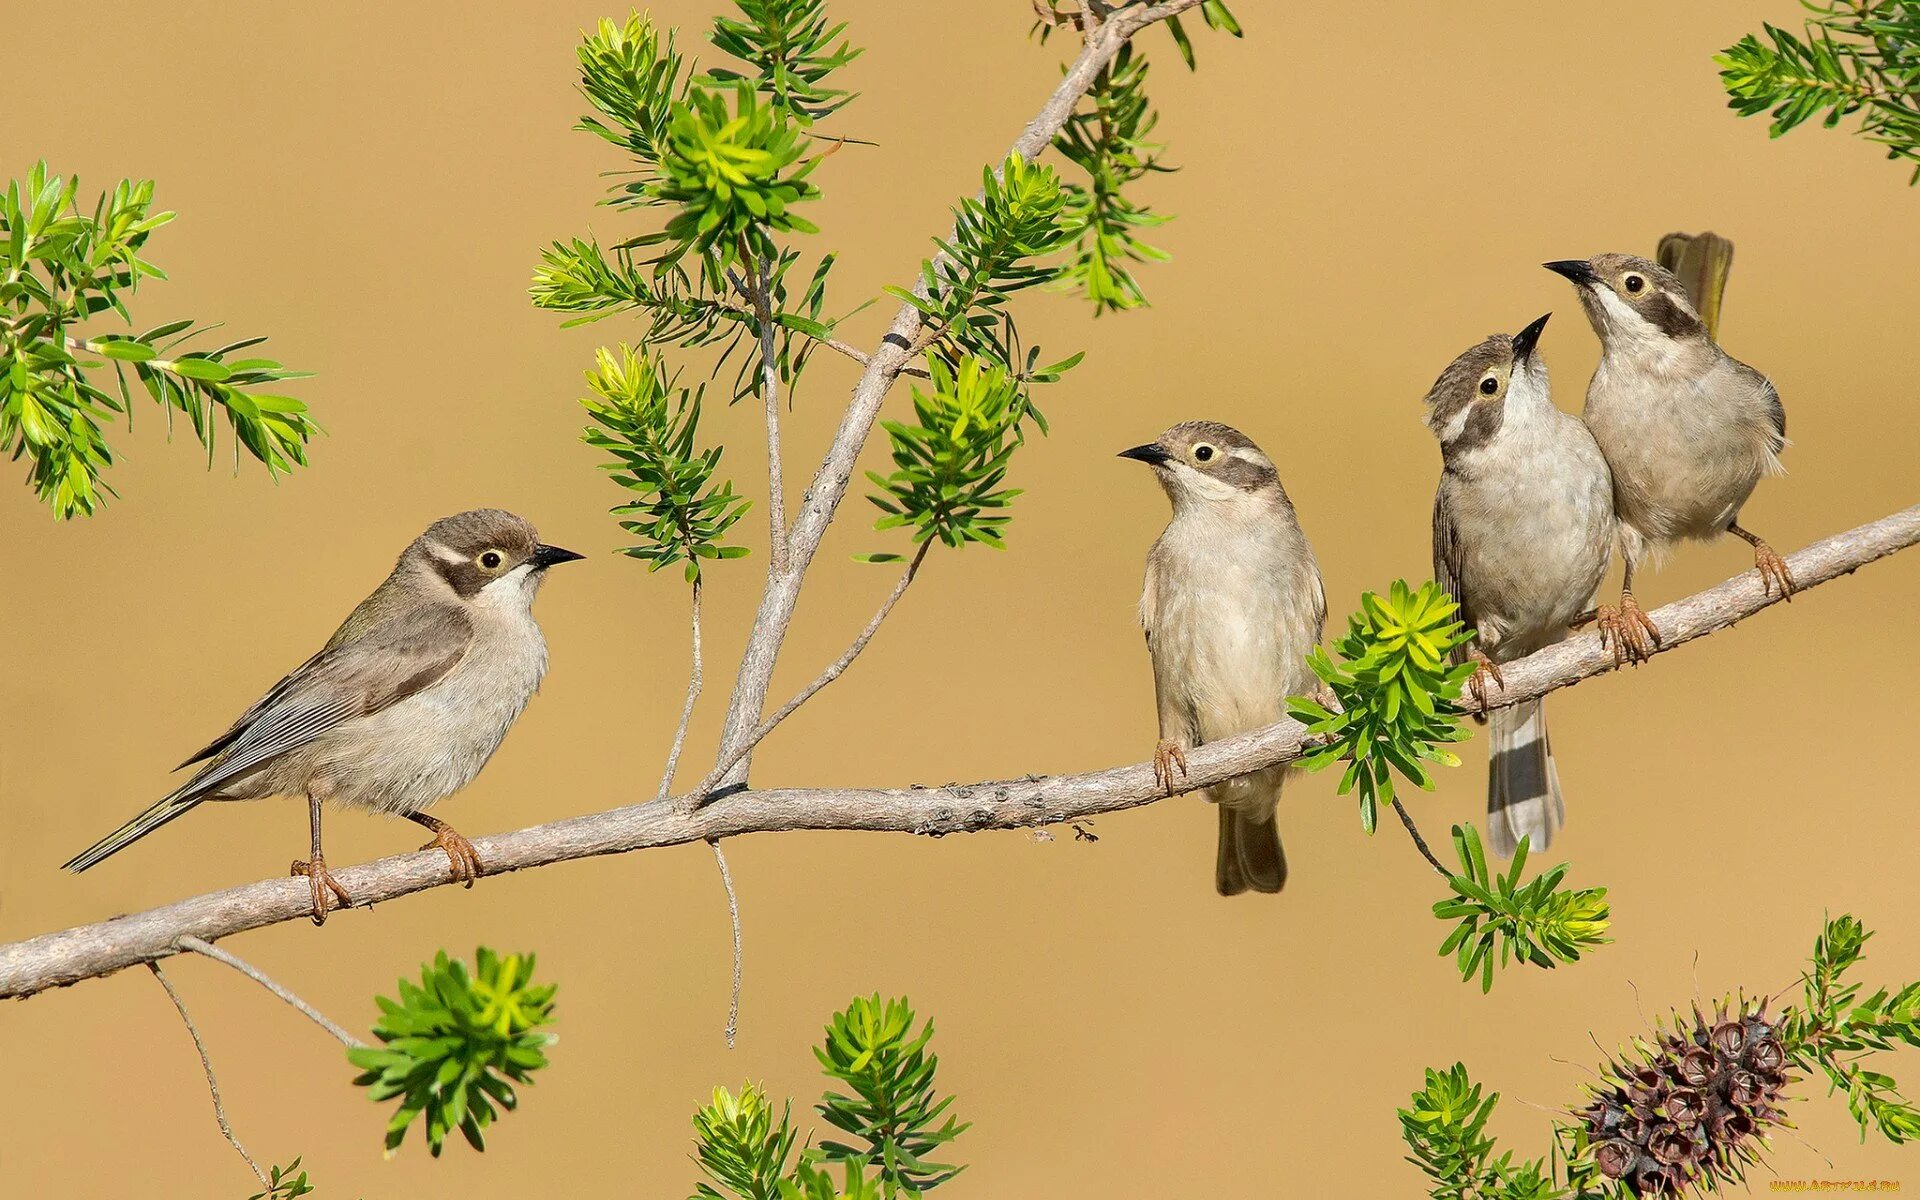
[1434,824,1610,994]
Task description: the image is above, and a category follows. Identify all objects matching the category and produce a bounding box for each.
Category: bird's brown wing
[1432,485,1474,666]
[172,604,474,802]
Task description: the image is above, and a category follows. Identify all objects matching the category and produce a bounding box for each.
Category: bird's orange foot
[1466,652,1506,709]
[414,817,483,888]
[1752,540,1796,599]
[290,856,352,926]
[1595,595,1661,666]
[1152,740,1190,795]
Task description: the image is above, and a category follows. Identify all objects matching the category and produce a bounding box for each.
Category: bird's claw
[1152,740,1189,795]
[1466,653,1506,708]
[1595,595,1661,666]
[419,825,483,888]
[290,857,352,926]
[1753,541,1796,600]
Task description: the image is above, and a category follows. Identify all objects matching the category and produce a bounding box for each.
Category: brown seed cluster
[1581,999,1791,1196]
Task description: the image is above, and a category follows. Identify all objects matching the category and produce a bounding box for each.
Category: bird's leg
[1594,559,1661,666]
[1729,521,1796,599]
[1152,740,1189,795]
[408,812,482,887]
[290,791,352,926]
[1466,649,1505,709]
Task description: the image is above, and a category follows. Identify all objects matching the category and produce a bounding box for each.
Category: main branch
[2,506,1912,1001]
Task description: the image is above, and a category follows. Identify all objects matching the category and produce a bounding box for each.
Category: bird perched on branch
[1424,314,1615,857]
[1122,422,1326,895]
[1545,245,1789,662]
[63,509,583,923]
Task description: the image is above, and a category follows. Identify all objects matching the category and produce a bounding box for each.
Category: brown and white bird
[1424,315,1615,856]
[1121,422,1326,895]
[1545,254,1790,661]
[63,509,583,923]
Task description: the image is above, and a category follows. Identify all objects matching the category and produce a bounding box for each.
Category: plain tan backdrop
[4,2,1918,1196]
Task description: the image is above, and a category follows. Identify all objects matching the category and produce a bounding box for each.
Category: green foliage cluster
[1288,580,1476,836]
[700,0,860,123]
[691,995,966,1200]
[581,344,751,579]
[1435,825,1610,994]
[347,948,557,1157]
[1781,914,1920,1142]
[862,356,1034,560]
[1719,0,1920,184]
[1401,1065,1565,1200]
[1,163,314,518]
[648,83,823,273]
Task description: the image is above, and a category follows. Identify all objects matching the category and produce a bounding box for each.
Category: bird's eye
[1479,376,1499,396]
[1623,274,1645,294]
[1192,444,1215,463]
[478,550,504,570]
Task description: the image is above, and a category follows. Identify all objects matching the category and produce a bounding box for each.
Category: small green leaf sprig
[813,994,969,1195]
[1400,1064,1565,1200]
[581,344,751,580]
[245,1160,317,1200]
[1434,824,1611,994]
[647,83,823,274]
[1782,914,1920,1142]
[1,163,316,518]
[689,995,968,1200]
[700,0,861,124]
[862,355,1032,561]
[1287,580,1477,835]
[347,948,556,1157]
[1718,1,1920,185]
[1052,45,1172,314]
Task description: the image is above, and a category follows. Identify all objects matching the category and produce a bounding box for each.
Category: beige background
[4,2,1919,1195]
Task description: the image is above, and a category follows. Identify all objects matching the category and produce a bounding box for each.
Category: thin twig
[745,253,790,572]
[695,540,931,803]
[658,578,704,801]
[148,962,268,1187]
[177,936,364,1049]
[707,839,743,1049]
[1391,798,1450,878]
[4,507,1916,1000]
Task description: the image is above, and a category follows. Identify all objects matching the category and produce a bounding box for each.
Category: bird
[1121,421,1326,895]
[1544,253,1790,663]
[63,509,583,923]
[1423,314,1615,857]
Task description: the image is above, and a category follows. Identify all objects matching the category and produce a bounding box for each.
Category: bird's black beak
[1543,259,1598,286]
[1118,443,1171,466]
[529,543,586,569]
[1511,312,1551,362]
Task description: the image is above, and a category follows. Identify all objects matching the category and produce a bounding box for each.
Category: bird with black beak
[1545,254,1791,663]
[1121,422,1326,895]
[64,509,584,923]
[1424,314,1615,857]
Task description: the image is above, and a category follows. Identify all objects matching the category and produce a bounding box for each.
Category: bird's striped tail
[62,788,205,873]
[1486,698,1565,858]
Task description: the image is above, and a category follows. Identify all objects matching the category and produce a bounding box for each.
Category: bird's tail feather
[1215,799,1287,896]
[1487,699,1565,858]
[63,788,205,873]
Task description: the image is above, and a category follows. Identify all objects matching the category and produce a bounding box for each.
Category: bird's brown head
[1544,253,1704,344]
[1118,420,1283,509]
[1422,313,1551,456]
[407,509,584,600]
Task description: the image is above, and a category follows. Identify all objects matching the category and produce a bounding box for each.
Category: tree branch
[658,579,705,801]
[707,0,1208,789]
[177,936,365,1050]
[2,507,1910,1001]
[744,255,791,574]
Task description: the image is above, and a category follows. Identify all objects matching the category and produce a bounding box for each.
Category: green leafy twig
[347,948,557,1157]
[581,344,752,582]
[1,163,316,517]
[1718,2,1920,185]
[1781,914,1920,1142]
[1434,825,1611,994]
